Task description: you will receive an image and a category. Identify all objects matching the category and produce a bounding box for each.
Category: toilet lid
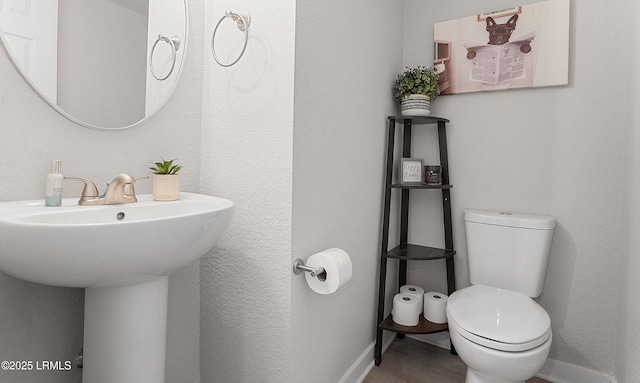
[447,285,551,349]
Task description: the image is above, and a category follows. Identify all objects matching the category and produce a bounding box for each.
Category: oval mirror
[0,0,187,130]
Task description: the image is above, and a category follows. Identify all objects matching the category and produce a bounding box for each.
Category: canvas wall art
[433,0,570,95]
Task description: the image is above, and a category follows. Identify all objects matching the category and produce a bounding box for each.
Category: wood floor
[363,337,551,383]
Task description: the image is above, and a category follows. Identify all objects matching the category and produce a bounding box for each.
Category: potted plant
[392,66,440,116]
[149,158,182,201]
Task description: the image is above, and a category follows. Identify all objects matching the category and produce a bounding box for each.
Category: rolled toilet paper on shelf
[400,285,425,313]
[424,292,448,324]
[392,293,420,326]
[304,248,352,294]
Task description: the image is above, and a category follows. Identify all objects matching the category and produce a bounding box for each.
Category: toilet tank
[464,209,555,298]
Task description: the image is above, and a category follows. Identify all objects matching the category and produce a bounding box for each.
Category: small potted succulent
[392,66,440,116]
[149,158,182,201]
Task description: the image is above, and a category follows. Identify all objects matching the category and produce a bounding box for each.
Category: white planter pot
[400,94,431,116]
[152,174,180,201]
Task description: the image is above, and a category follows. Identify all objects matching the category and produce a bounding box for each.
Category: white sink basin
[0,192,233,288]
[0,192,233,383]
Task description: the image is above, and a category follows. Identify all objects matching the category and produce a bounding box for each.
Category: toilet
[446,209,555,383]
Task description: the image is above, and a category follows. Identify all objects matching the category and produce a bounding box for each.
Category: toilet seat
[447,284,551,352]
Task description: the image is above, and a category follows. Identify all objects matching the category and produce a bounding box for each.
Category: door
[0,0,58,102]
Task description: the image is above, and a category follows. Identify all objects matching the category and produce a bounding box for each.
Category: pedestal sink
[0,192,234,383]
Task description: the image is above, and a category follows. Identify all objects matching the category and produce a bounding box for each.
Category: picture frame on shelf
[401,158,424,184]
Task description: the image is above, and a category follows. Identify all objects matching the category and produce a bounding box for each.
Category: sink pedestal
[83,277,169,383]
[0,193,234,382]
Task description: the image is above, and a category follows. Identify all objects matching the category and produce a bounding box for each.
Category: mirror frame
[0,0,189,130]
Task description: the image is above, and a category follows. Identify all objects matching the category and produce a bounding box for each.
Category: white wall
[617,0,640,381]
[291,1,402,382]
[199,1,296,382]
[405,0,631,378]
[0,1,204,382]
[198,0,404,381]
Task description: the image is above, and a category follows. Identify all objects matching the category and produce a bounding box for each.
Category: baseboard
[340,331,615,383]
[537,359,614,383]
[337,332,395,383]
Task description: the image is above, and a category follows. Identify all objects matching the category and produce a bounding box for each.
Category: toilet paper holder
[293,259,327,281]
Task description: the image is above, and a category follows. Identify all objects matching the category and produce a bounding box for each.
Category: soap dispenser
[45,160,63,207]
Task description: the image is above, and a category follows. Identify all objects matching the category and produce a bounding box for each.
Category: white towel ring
[211,10,251,67]
[150,34,181,81]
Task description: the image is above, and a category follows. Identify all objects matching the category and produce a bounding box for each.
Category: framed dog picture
[401,158,424,184]
[433,0,569,95]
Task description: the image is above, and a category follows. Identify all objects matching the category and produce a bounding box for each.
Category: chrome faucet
[65,174,138,206]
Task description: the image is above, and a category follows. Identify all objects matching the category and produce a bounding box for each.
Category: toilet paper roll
[392,294,420,326]
[400,285,425,313]
[304,248,353,294]
[424,292,448,324]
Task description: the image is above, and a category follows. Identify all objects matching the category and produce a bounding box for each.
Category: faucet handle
[64,176,100,197]
[122,176,149,198]
[123,182,137,198]
[103,173,138,204]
